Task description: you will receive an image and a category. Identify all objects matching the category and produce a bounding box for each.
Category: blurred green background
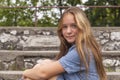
[0,0,120,27]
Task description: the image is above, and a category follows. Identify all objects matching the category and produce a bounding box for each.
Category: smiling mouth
[66,36,74,39]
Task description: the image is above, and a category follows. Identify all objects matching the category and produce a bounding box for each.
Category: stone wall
[0,27,120,51]
[93,27,120,51]
[0,27,58,51]
[0,27,120,80]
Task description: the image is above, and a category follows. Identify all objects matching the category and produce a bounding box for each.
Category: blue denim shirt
[57,45,99,80]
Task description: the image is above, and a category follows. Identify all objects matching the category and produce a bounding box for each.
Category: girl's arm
[23,60,64,80]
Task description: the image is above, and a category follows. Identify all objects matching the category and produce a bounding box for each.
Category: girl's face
[61,13,78,44]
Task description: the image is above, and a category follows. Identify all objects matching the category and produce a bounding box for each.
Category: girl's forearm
[23,69,57,80]
[23,59,54,80]
[23,60,63,80]
[23,68,47,80]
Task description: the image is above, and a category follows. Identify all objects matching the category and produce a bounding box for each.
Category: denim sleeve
[59,48,85,74]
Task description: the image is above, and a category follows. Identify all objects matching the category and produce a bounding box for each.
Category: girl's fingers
[25,78,32,80]
[23,77,33,80]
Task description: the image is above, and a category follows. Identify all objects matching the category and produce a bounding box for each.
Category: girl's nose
[66,27,72,33]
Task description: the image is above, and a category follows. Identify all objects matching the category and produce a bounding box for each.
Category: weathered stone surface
[0,71,23,80]
[0,27,120,80]
[107,72,120,80]
[0,27,58,50]
[0,77,4,80]
[0,27,120,51]
[23,35,60,50]
[0,71,120,80]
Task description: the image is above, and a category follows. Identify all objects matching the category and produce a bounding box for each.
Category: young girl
[22,7,107,80]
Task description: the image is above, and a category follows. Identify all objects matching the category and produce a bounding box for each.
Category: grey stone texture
[0,27,120,80]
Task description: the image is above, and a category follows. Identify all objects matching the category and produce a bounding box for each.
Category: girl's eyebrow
[71,22,76,24]
[62,22,76,25]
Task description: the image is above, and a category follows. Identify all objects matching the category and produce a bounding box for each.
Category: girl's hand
[22,60,64,80]
[37,59,55,65]
[24,78,33,80]
[33,59,55,69]
[20,76,34,80]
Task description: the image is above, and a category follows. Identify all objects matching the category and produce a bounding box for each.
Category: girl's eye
[62,25,67,29]
[71,24,77,28]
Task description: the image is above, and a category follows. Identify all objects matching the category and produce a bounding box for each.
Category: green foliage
[0,0,34,27]
[66,0,82,6]
[85,0,120,27]
[0,0,120,27]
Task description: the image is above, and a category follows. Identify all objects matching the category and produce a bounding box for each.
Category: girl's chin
[66,38,75,44]
[67,40,75,44]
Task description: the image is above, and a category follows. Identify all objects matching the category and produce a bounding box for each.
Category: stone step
[0,50,59,61]
[0,71,120,80]
[0,50,120,61]
[0,50,120,71]
[102,51,120,56]
[0,71,23,80]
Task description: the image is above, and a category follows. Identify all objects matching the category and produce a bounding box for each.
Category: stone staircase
[0,50,120,80]
[0,71,23,80]
[0,71,120,80]
[0,27,120,80]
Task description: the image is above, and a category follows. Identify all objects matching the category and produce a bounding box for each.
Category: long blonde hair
[55,7,107,80]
